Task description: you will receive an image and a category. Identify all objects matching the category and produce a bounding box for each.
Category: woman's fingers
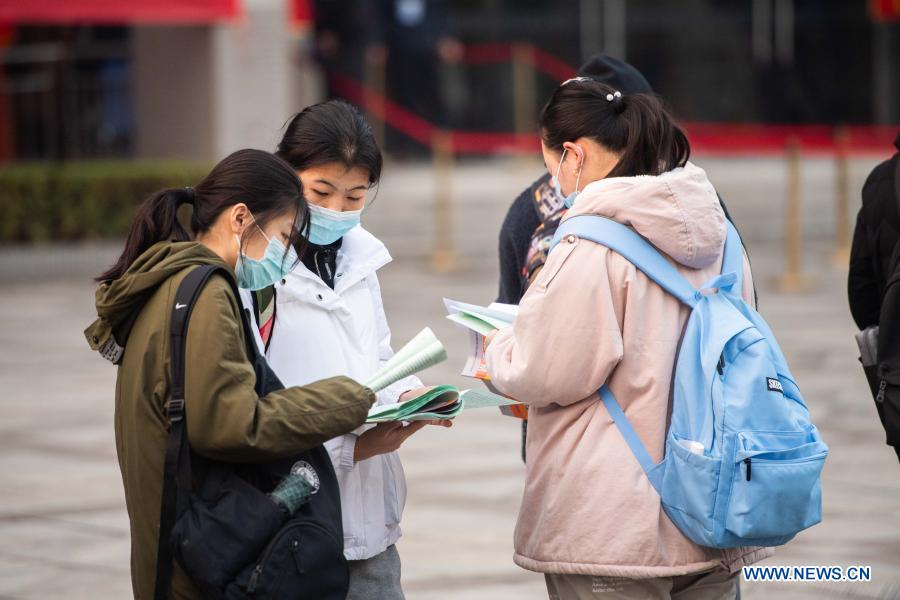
[400,421,429,436]
[377,421,405,432]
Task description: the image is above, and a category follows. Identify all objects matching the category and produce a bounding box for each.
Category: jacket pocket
[724,430,827,540]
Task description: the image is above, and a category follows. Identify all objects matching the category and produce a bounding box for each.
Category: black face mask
[301,237,343,289]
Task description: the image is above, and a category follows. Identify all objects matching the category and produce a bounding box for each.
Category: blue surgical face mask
[235,218,298,291]
[307,203,361,245]
[551,147,581,208]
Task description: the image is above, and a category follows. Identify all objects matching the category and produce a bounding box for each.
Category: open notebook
[443,298,529,419]
[366,385,519,423]
[360,325,521,422]
[364,326,447,393]
[443,298,517,380]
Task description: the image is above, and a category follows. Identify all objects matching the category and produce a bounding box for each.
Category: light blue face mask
[235,218,298,291]
[551,147,581,209]
[307,203,361,245]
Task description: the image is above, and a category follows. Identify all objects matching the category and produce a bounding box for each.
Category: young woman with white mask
[483,79,767,599]
[241,100,450,600]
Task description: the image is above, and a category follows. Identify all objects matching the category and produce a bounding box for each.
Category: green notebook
[366,385,520,423]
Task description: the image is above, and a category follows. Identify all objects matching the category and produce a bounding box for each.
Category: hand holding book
[358,319,523,424]
[353,419,450,462]
[443,298,529,419]
[365,385,520,423]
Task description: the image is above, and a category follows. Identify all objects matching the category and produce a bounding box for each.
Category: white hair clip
[606,91,623,102]
[561,76,592,86]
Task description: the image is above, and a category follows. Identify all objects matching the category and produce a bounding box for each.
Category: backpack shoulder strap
[550,216,695,495]
[154,264,235,600]
[599,385,664,493]
[720,221,745,292]
[551,215,699,307]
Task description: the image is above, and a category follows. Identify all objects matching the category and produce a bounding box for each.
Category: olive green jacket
[85,241,375,599]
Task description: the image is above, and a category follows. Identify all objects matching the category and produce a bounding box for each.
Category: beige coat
[486,163,773,579]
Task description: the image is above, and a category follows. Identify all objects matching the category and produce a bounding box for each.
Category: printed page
[443,298,518,331]
[364,327,448,392]
[459,330,491,380]
[447,312,496,336]
[460,388,520,409]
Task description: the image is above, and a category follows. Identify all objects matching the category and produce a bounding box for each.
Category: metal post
[511,43,536,166]
[777,137,813,293]
[579,0,603,63]
[431,130,457,272]
[606,0,627,59]
[832,125,851,266]
[751,0,773,65]
[364,55,387,150]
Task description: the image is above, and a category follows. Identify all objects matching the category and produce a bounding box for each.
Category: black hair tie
[183,187,196,205]
[606,90,626,114]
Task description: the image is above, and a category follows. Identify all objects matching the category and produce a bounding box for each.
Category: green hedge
[0,160,211,242]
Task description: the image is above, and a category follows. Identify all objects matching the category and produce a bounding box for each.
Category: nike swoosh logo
[175,303,187,310]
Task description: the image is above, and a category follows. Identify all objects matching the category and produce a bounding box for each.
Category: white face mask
[550,147,582,208]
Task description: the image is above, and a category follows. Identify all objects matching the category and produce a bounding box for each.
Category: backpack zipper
[876,377,887,403]
[247,563,263,593]
[245,520,342,594]
[246,523,295,594]
[741,449,828,485]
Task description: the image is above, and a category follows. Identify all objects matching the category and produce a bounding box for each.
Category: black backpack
[872,155,900,453]
[153,265,349,600]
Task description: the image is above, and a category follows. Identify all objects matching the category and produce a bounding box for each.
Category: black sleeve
[497,185,542,304]
[848,209,882,330]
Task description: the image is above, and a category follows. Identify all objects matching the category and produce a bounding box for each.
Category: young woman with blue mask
[242,100,450,600]
[85,149,375,599]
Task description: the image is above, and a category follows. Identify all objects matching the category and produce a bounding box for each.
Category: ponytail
[539,78,690,178]
[97,149,307,283]
[96,188,194,281]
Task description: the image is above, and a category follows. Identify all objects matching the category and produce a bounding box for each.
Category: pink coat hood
[486,163,772,578]
[570,161,726,269]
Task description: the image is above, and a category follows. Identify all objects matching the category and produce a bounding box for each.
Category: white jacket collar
[284,225,392,294]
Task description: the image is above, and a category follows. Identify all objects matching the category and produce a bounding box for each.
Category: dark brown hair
[97,149,309,282]
[276,99,382,185]
[539,78,690,178]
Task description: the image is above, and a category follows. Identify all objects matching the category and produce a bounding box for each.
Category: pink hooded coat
[485,163,774,578]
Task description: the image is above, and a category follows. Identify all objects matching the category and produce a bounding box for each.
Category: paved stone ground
[1,156,898,599]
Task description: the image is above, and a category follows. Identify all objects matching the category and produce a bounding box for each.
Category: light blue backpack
[551,215,828,549]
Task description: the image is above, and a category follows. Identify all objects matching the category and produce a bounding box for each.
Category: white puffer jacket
[241,225,419,561]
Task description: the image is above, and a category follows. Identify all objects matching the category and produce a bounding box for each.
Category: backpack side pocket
[724,430,827,543]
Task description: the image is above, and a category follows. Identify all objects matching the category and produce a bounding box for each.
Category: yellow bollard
[777,137,814,293]
[431,130,458,272]
[364,54,387,151]
[512,43,537,168]
[831,125,851,266]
